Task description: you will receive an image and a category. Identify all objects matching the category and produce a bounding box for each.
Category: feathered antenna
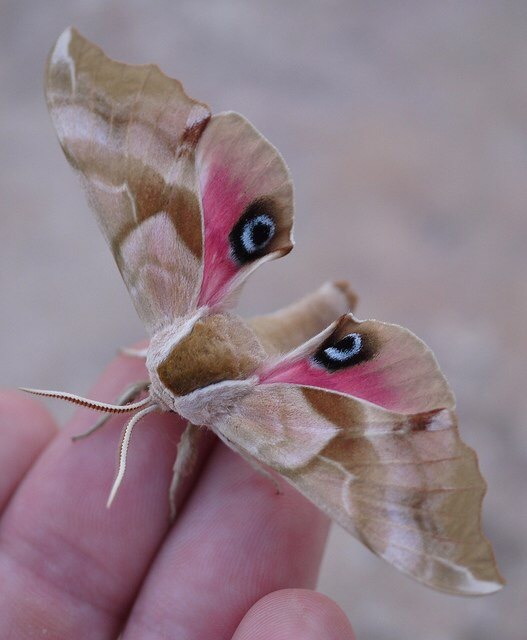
[106,404,159,507]
[19,387,152,413]
[21,384,161,507]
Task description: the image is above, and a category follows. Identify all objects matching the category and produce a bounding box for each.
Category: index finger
[0,390,57,511]
[0,354,186,638]
[121,432,330,639]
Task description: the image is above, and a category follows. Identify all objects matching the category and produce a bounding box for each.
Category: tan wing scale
[45,27,210,333]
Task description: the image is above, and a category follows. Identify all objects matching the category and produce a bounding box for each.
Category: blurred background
[1,1,526,637]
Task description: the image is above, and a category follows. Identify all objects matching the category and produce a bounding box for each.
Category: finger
[0,354,195,639]
[231,589,356,640]
[0,390,57,512]
[122,444,330,639]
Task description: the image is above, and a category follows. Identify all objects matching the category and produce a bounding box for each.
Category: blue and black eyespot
[230,199,277,264]
[313,332,371,371]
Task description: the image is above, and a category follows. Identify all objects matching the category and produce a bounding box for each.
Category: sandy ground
[1,1,526,638]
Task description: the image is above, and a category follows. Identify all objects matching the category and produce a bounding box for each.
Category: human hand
[0,353,355,639]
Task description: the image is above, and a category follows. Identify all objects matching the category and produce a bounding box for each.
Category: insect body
[28,27,503,596]
[148,311,264,422]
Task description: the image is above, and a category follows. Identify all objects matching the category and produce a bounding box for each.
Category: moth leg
[119,346,148,358]
[72,381,150,441]
[169,423,216,521]
[250,280,358,355]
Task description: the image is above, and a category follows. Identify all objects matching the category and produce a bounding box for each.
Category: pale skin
[0,353,355,639]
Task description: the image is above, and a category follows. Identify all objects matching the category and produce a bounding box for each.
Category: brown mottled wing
[45,28,210,333]
[213,384,504,595]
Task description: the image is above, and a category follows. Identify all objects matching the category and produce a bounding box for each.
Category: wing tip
[386,540,506,597]
[332,280,359,312]
[425,571,505,597]
[46,27,211,116]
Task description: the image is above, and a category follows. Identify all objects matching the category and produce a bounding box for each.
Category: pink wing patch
[195,112,294,308]
[260,314,455,415]
[261,357,401,410]
[197,163,247,305]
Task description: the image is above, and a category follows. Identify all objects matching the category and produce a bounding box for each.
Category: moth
[26,27,504,596]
